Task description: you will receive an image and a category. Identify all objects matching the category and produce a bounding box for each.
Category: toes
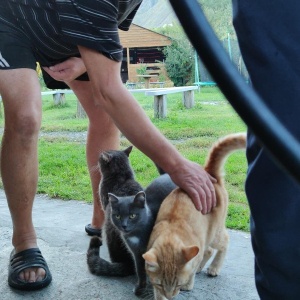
[28,270,36,283]
[35,267,46,282]
[18,267,46,283]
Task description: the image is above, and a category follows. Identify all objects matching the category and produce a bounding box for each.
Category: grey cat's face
[108,191,147,234]
[99,146,132,175]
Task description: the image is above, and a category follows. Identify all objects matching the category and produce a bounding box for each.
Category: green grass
[0,86,250,231]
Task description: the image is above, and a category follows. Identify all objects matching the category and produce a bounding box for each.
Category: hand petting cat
[167,157,217,214]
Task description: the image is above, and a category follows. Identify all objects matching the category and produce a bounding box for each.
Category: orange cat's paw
[206,267,219,277]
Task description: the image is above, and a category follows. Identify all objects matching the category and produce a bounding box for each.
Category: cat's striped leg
[197,246,214,273]
[181,273,196,291]
[207,229,229,276]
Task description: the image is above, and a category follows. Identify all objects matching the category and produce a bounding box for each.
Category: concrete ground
[0,190,259,300]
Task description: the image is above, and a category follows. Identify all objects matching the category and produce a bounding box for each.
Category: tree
[159,25,194,86]
[198,0,235,40]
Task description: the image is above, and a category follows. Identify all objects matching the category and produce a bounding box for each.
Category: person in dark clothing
[233,1,300,298]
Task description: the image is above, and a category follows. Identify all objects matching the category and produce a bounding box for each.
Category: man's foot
[8,248,52,291]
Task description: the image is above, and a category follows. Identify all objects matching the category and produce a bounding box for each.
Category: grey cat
[87,146,176,296]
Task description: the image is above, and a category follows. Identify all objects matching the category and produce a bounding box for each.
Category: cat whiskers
[140,287,191,300]
[176,291,192,300]
[139,285,154,300]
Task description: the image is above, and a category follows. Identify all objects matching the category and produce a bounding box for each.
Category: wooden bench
[149,81,165,88]
[144,86,198,118]
[41,89,87,118]
[126,82,137,89]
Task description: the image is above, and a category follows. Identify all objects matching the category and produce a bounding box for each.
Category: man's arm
[78,45,216,214]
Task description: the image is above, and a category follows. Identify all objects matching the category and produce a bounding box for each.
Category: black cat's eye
[129,214,136,219]
[114,214,121,219]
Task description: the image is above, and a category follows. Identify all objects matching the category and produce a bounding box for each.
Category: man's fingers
[208,179,217,208]
[191,189,203,212]
[43,67,66,81]
[208,174,217,183]
[201,183,213,214]
[197,177,216,214]
[199,186,207,214]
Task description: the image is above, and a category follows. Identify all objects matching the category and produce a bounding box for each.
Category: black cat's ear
[133,191,146,208]
[124,146,133,157]
[108,193,119,204]
[101,151,112,163]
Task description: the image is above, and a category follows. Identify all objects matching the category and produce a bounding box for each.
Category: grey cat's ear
[108,193,119,204]
[143,249,159,272]
[133,191,146,208]
[101,151,112,163]
[124,146,133,157]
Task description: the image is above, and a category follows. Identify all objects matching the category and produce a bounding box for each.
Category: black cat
[87,146,176,296]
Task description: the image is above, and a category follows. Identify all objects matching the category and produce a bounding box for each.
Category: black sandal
[8,248,52,291]
[85,224,102,237]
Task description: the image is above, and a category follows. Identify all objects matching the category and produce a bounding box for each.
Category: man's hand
[43,57,86,84]
[168,159,217,214]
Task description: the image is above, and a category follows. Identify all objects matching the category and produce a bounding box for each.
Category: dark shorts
[0,1,81,67]
[0,1,88,88]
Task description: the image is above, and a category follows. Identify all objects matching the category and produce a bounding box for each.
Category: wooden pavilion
[118,24,172,83]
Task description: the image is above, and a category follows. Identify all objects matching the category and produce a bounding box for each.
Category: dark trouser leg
[233,0,300,298]
[246,137,300,299]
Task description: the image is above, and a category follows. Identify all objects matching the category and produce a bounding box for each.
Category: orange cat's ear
[182,245,199,263]
[143,249,159,272]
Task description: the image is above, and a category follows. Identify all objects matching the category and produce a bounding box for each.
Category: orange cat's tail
[204,133,247,181]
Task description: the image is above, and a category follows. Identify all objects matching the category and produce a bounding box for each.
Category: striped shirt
[55,0,142,61]
[0,0,142,63]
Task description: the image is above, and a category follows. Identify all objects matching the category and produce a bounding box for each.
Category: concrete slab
[0,190,259,299]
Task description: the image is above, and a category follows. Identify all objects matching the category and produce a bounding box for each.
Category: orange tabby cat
[142,133,246,300]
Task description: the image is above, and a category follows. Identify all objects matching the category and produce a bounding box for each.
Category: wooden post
[53,92,66,106]
[154,95,167,118]
[182,90,195,108]
[127,47,130,81]
[76,100,87,118]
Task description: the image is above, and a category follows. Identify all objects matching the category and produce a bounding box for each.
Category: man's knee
[4,110,41,139]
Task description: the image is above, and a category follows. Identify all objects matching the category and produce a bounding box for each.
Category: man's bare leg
[0,69,46,282]
[68,80,120,231]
